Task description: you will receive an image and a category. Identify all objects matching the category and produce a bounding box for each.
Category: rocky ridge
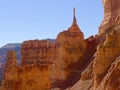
[1,0,120,90]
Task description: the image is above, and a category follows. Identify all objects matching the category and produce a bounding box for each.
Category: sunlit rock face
[1,50,51,90]
[50,9,88,89]
[55,15,86,71]
[99,56,120,90]
[67,27,120,90]
[93,30,120,90]
[21,40,55,65]
[2,50,19,90]
[99,0,120,34]
[1,1,120,90]
[51,23,86,81]
[93,1,120,88]
[65,1,120,89]
[19,64,50,90]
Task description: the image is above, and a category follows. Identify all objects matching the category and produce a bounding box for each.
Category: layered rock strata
[21,40,54,65]
[2,50,50,90]
[1,1,120,90]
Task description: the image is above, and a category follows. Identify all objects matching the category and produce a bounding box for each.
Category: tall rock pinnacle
[68,8,83,33]
[73,8,77,25]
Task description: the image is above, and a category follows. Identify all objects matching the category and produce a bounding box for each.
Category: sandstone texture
[98,56,120,90]
[51,9,86,88]
[70,61,94,90]
[1,1,120,90]
[0,43,21,82]
[1,50,50,90]
[93,30,120,89]
[99,0,120,34]
[21,40,54,65]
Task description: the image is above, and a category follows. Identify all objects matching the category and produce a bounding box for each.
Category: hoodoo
[1,1,120,90]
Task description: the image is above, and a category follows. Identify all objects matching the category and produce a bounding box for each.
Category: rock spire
[73,8,77,25]
[5,50,17,67]
[68,8,83,33]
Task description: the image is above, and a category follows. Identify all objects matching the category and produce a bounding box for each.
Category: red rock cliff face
[93,30,120,90]
[99,0,120,34]
[21,40,54,65]
[54,14,86,73]
[51,9,98,89]
[69,0,120,90]
[1,1,120,90]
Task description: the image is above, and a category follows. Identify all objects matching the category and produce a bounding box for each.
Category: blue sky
[0,0,103,47]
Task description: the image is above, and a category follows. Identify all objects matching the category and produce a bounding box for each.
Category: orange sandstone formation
[52,8,86,79]
[1,0,120,90]
[100,56,120,90]
[50,9,95,89]
[70,0,120,90]
[99,0,120,34]
[93,30,120,90]
[2,50,50,90]
[21,40,54,65]
[3,51,18,90]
